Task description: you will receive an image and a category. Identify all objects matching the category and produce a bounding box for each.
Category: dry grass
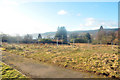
[2,43,120,78]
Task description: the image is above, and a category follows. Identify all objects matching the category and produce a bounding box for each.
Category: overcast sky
[0,0,118,36]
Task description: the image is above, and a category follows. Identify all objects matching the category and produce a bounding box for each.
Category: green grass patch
[0,61,29,80]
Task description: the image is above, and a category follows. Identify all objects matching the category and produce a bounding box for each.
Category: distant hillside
[31,28,118,39]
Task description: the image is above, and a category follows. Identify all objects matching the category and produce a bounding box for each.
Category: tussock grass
[2,43,120,78]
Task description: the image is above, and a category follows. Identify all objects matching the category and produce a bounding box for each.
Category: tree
[70,38,87,43]
[69,33,79,39]
[15,35,22,43]
[23,34,33,43]
[85,33,92,43]
[106,31,116,44]
[38,34,42,44]
[0,34,23,43]
[38,34,42,39]
[39,39,56,44]
[1,34,8,42]
[113,31,118,45]
[96,26,106,44]
[55,26,67,43]
[1,34,14,43]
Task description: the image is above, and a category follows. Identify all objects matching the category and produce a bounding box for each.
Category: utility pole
[111,42,113,49]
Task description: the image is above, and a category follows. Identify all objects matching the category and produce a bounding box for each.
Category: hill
[31,28,118,39]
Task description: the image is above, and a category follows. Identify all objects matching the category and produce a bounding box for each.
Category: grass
[0,61,29,80]
[2,43,120,78]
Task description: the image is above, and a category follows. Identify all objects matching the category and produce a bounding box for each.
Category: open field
[0,61,28,80]
[1,43,120,78]
[2,52,106,78]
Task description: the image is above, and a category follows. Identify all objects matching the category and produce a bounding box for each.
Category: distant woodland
[0,26,119,45]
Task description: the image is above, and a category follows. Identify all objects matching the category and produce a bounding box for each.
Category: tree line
[0,26,118,45]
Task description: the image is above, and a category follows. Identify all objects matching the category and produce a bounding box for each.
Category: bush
[92,40,98,45]
[39,39,56,44]
[6,46,16,50]
[70,38,87,43]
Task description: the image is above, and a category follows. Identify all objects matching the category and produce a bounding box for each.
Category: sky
[0,0,118,36]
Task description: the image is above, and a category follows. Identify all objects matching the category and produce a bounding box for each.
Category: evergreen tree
[37,34,42,44]
[85,33,91,43]
[38,34,42,39]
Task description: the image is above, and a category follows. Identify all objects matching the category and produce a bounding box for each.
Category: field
[1,43,120,78]
[0,61,28,80]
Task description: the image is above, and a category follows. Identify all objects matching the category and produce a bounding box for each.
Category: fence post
[62,35,63,45]
[88,40,89,48]
[100,41,102,48]
[57,38,58,46]
[73,39,75,47]
[111,42,113,49]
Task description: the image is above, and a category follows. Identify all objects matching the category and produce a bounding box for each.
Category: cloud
[85,18,95,26]
[57,10,67,15]
[0,4,55,35]
[0,0,18,6]
[79,18,118,30]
